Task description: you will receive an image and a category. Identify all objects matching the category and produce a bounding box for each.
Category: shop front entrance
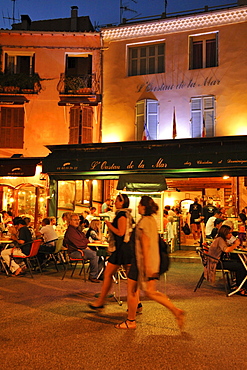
[42,135,247,249]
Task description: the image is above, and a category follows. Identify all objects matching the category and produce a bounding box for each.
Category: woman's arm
[105,216,126,237]
[140,230,152,276]
[225,238,240,253]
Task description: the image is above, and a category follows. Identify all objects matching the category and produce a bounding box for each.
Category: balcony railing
[57,73,100,95]
[0,73,42,94]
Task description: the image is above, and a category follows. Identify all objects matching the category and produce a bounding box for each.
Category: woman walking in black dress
[88,194,139,310]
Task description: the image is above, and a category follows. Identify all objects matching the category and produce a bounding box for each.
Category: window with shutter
[69,108,80,144]
[135,99,159,140]
[191,96,215,138]
[189,33,218,70]
[128,43,165,76]
[0,107,24,148]
[82,107,93,143]
[69,106,93,144]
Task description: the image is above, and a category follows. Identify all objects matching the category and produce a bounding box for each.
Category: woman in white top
[115,195,185,330]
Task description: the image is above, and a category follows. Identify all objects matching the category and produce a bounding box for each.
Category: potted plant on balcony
[64,75,91,94]
[0,72,42,94]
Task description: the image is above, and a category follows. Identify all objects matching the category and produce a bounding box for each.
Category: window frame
[135,99,159,140]
[69,106,93,144]
[4,51,35,75]
[189,32,218,70]
[190,95,216,138]
[127,40,165,77]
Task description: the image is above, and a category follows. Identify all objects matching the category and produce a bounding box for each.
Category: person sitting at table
[63,213,100,283]
[210,218,224,239]
[86,219,101,244]
[205,211,222,239]
[237,213,247,246]
[23,217,36,239]
[36,218,58,266]
[205,225,247,296]
[1,219,32,276]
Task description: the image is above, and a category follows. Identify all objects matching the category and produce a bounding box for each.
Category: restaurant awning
[0,95,30,105]
[0,157,43,177]
[117,174,167,192]
[42,135,247,180]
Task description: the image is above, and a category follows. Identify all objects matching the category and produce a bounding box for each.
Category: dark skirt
[107,242,133,266]
[127,255,139,282]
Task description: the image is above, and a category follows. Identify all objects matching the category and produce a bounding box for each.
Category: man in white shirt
[205,211,221,238]
[36,218,58,265]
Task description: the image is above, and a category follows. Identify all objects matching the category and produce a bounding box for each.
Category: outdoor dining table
[0,237,13,276]
[228,248,247,297]
[0,237,13,249]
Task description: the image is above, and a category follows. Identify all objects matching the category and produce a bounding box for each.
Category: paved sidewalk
[0,261,246,370]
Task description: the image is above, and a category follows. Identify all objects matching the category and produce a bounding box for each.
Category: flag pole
[172,106,177,139]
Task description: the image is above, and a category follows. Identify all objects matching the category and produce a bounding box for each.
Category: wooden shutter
[82,107,93,143]
[32,54,35,75]
[191,98,202,138]
[0,107,24,148]
[69,107,80,144]
[146,100,158,140]
[135,100,145,140]
[4,53,9,73]
[203,96,215,137]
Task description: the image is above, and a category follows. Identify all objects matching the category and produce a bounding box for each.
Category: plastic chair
[10,239,43,278]
[61,246,90,281]
[47,237,66,271]
[194,246,231,296]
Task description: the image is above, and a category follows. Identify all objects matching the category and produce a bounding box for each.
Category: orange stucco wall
[0,31,101,157]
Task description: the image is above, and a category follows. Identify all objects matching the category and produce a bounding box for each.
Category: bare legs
[92,262,120,307]
[91,262,134,307]
[145,279,185,331]
[116,278,185,331]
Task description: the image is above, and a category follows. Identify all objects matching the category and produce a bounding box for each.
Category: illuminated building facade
[0,7,102,222]
[97,3,247,229]
[101,4,247,142]
[1,3,247,243]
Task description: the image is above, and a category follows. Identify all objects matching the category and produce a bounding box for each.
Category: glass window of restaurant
[0,185,15,213]
[16,185,47,225]
[57,179,103,217]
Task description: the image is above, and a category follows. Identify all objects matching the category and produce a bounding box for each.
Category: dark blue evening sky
[1,0,237,29]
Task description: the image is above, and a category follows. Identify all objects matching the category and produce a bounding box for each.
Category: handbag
[159,236,170,274]
[182,222,191,235]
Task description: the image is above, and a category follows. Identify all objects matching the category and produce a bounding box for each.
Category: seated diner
[205,225,247,296]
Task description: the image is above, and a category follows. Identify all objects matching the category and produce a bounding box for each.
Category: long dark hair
[217,225,231,241]
[239,213,246,223]
[140,195,159,216]
[117,193,129,208]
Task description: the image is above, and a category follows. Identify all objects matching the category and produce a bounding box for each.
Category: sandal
[237,289,247,296]
[88,303,104,310]
[115,319,136,330]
